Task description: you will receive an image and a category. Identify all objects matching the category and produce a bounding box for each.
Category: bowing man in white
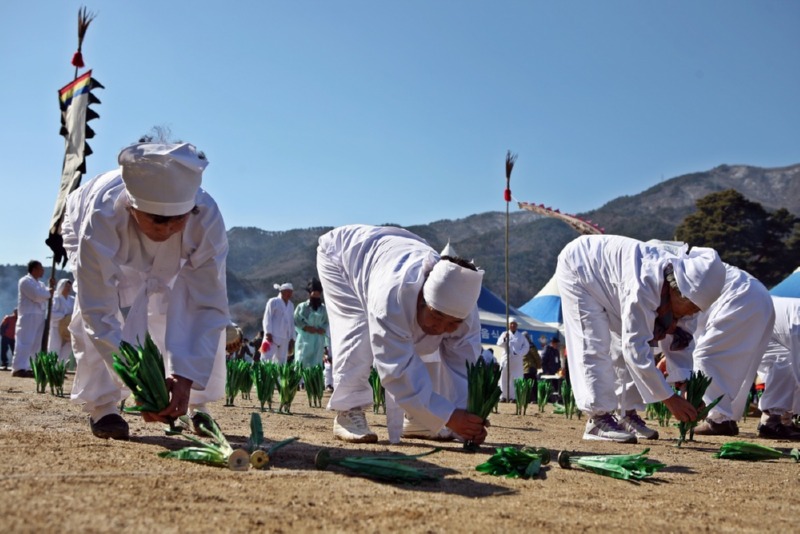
[11,260,53,376]
[317,224,488,444]
[48,278,75,364]
[261,283,296,364]
[662,262,775,436]
[556,235,726,443]
[496,318,529,402]
[62,141,230,440]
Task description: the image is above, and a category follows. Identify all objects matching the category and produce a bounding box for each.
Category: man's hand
[142,374,193,423]
[265,333,274,343]
[663,393,698,423]
[446,409,488,444]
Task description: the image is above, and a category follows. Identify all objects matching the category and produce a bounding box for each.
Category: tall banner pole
[503,151,517,400]
[42,7,97,352]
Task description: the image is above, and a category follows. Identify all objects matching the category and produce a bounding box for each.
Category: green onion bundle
[112,334,170,415]
[561,380,577,419]
[160,412,249,470]
[465,356,502,451]
[239,362,253,400]
[315,448,441,484]
[246,412,299,469]
[369,367,386,414]
[713,441,784,461]
[536,380,552,413]
[252,360,277,412]
[30,352,50,394]
[302,364,325,408]
[276,362,303,414]
[557,448,666,481]
[42,353,67,397]
[476,446,551,479]
[225,359,251,406]
[513,378,534,415]
[677,370,724,446]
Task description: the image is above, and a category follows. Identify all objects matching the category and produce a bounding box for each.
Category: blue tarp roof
[770,267,800,297]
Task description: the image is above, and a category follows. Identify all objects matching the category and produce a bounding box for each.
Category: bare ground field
[1,371,798,533]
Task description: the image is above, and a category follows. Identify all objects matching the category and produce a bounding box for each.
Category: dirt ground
[1,371,798,534]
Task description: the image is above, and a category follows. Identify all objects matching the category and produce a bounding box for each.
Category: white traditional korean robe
[496,329,529,401]
[317,225,482,433]
[12,274,51,372]
[556,235,692,415]
[663,264,774,422]
[48,280,75,363]
[262,296,295,364]
[62,170,229,416]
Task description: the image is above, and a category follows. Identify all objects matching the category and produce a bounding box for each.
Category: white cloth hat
[423,260,484,319]
[274,282,294,291]
[672,247,726,311]
[120,142,207,216]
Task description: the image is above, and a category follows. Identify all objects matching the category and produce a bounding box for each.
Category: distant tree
[675,189,800,287]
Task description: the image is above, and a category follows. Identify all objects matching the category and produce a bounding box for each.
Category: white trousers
[498,351,523,400]
[611,336,646,412]
[758,341,800,414]
[12,313,45,372]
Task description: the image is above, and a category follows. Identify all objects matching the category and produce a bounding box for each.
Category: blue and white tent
[477,286,557,345]
[770,266,800,297]
[519,274,562,329]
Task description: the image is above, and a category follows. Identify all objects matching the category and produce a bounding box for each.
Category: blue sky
[1,1,797,266]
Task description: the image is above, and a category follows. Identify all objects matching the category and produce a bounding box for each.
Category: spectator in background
[294,278,329,368]
[496,318,530,402]
[1,308,17,371]
[541,337,561,376]
[262,283,295,364]
[12,260,53,378]
[48,279,75,364]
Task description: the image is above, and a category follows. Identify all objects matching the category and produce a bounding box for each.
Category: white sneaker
[583,413,637,443]
[618,411,659,440]
[401,417,456,441]
[333,408,378,443]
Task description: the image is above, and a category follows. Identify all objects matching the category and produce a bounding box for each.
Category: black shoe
[11,369,35,378]
[758,421,800,440]
[693,419,739,436]
[90,414,130,440]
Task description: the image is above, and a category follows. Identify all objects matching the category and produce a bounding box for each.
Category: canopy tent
[477,286,557,346]
[770,266,800,297]
[518,273,562,329]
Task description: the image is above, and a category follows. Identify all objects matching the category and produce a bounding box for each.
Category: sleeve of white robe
[369,292,468,433]
[164,198,228,389]
[20,277,51,306]
[618,269,674,403]
[436,309,483,415]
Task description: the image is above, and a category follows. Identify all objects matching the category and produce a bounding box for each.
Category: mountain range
[1,163,798,336]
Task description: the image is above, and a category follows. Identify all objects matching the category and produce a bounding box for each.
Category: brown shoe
[758,415,800,440]
[90,414,130,440]
[693,419,739,436]
[11,369,35,378]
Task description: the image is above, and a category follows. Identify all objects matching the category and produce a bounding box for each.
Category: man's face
[280,289,293,302]
[130,208,190,242]
[31,264,44,279]
[416,294,464,336]
[509,321,518,333]
[668,286,701,320]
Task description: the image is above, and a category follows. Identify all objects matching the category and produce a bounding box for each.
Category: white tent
[518,273,562,329]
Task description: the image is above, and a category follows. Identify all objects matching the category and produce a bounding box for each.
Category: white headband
[423,260,484,319]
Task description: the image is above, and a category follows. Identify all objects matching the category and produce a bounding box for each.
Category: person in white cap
[261,282,295,364]
[317,224,488,444]
[61,139,230,440]
[661,262,774,436]
[495,318,529,402]
[556,234,726,443]
[47,278,75,364]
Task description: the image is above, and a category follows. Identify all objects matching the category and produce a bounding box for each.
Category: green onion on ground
[536,380,552,413]
[314,448,442,484]
[677,370,724,446]
[713,441,784,461]
[369,367,386,414]
[42,353,67,397]
[557,448,666,481]
[246,412,299,469]
[514,378,534,415]
[791,448,800,462]
[30,352,50,394]
[465,356,502,451]
[253,360,277,412]
[301,364,325,408]
[239,362,253,400]
[561,380,577,419]
[225,359,251,406]
[276,362,303,414]
[476,446,551,479]
[160,412,250,470]
[112,334,170,415]
[647,401,672,427]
